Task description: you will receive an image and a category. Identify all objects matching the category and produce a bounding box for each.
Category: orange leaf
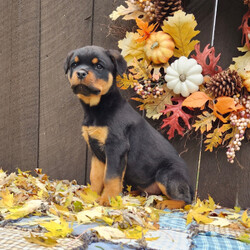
[136,18,157,42]
[236,104,245,112]
[182,91,212,108]
[214,97,236,114]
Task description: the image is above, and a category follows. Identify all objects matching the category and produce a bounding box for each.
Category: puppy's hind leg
[155,168,192,209]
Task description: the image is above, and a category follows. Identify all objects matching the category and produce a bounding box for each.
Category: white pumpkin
[164,56,203,97]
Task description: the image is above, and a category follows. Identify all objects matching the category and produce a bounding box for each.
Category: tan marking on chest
[81,126,108,145]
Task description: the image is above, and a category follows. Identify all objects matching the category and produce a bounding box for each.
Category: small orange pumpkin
[144,31,175,64]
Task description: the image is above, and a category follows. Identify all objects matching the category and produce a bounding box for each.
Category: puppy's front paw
[156,200,185,210]
[97,195,110,206]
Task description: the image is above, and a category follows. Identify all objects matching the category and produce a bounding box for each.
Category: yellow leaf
[234,206,241,213]
[76,206,103,224]
[24,233,58,247]
[204,128,223,152]
[145,237,160,241]
[6,200,42,220]
[101,216,114,226]
[210,217,231,227]
[118,32,146,65]
[186,212,193,225]
[124,225,148,239]
[129,58,152,80]
[230,50,250,78]
[77,186,99,204]
[0,188,14,208]
[242,210,250,228]
[93,226,125,240]
[193,111,217,134]
[41,217,73,238]
[64,192,74,207]
[110,1,149,21]
[184,204,192,211]
[162,10,200,58]
[110,196,124,209]
[126,185,132,193]
[192,211,213,224]
[208,195,216,210]
[237,234,250,244]
[116,74,135,90]
[224,126,237,141]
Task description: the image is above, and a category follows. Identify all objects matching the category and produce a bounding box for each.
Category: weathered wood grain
[170,0,217,194]
[39,0,93,183]
[0,0,40,172]
[198,0,250,208]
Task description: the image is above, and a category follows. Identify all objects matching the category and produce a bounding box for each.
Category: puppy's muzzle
[72,84,101,96]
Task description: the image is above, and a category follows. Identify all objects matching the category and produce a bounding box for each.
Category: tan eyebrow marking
[74,56,80,62]
[92,57,99,64]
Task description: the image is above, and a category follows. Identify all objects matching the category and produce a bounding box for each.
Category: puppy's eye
[71,62,78,68]
[95,63,103,70]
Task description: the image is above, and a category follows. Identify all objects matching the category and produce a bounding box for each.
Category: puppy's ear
[64,51,74,74]
[106,49,127,76]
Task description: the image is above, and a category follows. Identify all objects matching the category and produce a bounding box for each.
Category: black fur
[65,45,193,204]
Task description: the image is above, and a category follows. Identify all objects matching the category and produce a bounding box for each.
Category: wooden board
[38,0,93,183]
[0,0,40,172]
[197,1,250,208]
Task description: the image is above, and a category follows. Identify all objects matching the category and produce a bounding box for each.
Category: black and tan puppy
[64,46,193,209]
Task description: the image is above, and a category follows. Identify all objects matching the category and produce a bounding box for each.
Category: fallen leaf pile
[0,168,249,247]
[0,168,166,247]
[184,196,250,243]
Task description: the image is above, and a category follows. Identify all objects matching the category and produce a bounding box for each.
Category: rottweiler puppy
[64,45,193,209]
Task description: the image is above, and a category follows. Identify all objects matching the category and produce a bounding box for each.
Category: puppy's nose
[77,69,88,79]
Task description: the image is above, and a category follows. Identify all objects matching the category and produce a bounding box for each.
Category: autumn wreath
[110,0,250,164]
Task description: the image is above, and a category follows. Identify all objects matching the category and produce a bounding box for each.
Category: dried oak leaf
[193,111,217,134]
[192,43,222,76]
[130,58,152,79]
[161,97,193,139]
[230,48,250,92]
[116,74,135,90]
[239,10,250,50]
[143,86,174,120]
[118,32,146,66]
[110,1,149,21]
[204,124,231,152]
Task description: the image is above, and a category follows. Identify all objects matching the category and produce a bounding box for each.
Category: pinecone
[154,0,183,24]
[206,69,242,97]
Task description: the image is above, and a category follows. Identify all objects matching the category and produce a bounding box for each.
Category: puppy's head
[64,46,127,106]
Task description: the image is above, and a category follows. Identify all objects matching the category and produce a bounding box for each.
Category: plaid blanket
[0,210,249,250]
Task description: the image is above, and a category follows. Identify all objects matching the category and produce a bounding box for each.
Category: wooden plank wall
[0,0,249,208]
